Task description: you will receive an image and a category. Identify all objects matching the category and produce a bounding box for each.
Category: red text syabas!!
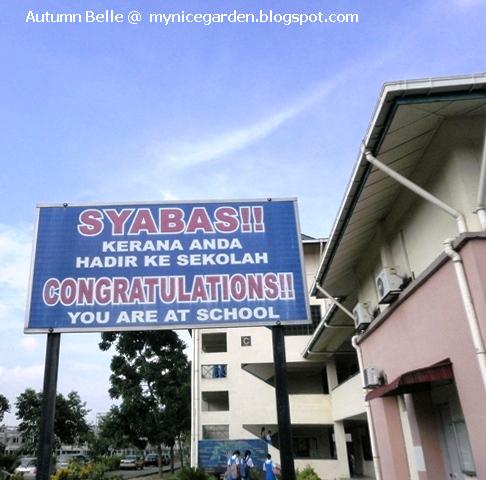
[77,206,265,236]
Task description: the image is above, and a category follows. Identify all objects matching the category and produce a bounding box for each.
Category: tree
[0,394,9,423]
[15,388,90,453]
[87,407,128,458]
[99,330,191,475]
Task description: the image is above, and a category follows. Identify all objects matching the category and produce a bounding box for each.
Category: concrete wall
[360,240,486,478]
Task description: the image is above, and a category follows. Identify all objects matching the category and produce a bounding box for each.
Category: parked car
[14,457,37,479]
[56,454,88,470]
[120,455,144,470]
[144,453,158,466]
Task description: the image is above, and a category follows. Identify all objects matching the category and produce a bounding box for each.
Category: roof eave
[311,72,486,296]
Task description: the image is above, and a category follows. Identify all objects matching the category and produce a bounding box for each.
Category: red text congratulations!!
[42,272,295,307]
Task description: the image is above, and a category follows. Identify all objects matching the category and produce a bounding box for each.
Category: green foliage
[51,460,123,480]
[249,467,261,480]
[0,454,18,471]
[9,473,24,480]
[15,388,90,453]
[93,456,121,471]
[295,466,321,480]
[0,394,9,423]
[168,467,213,480]
[99,331,191,452]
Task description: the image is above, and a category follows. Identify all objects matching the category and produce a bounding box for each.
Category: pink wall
[360,239,486,478]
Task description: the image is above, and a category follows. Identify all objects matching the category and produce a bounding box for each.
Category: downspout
[476,127,486,230]
[352,335,382,480]
[364,151,468,234]
[190,330,200,467]
[443,240,486,391]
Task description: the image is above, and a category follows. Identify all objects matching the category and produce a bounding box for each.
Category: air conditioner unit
[352,302,373,331]
[363,367,383,389]
[376,267,403,304]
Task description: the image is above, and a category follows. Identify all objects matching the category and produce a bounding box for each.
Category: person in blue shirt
[227,450,240,480]
[263,454,279,480]
[239,450,254,480]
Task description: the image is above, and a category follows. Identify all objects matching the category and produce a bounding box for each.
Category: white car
[119,455,144,470]
[14,457,37,479]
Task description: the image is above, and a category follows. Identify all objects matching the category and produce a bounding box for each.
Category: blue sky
[1,0,486,425]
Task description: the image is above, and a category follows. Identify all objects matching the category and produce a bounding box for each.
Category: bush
[50,460,123,480]
[295,466,321,480]
[91,456,121,472]
[168,467,213,480]
[0,455,19,472]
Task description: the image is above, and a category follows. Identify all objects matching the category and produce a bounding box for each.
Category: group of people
[260,427,272,445]
[227,450,279,480]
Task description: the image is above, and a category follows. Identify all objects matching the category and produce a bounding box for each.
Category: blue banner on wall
[25,199,310,333]
[198,439,268,473]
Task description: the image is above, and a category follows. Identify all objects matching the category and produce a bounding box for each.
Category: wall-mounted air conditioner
[352,302,373,331]
[363,367,383,389]
[376,267,403,304]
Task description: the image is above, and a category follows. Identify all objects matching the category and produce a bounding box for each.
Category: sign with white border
[25,198,310,333]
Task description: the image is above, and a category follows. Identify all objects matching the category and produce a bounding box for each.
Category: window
[283,304,321,336]
[202,425,229,440]
[201,364,227,379]
[291,426,336,459]
[201,391,229,411]
[201,333,227,352]
[336,353,359,385]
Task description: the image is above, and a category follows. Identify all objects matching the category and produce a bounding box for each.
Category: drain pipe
[443,240,486,391]
[365,151,468,234]
[352,335,382,480]
[190,330,200,467]
[476,129,486,230]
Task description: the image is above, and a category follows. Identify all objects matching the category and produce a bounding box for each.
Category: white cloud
[149,80,338,171]
[0,223,33,332]
[0,364,44,385]
[0,223,32,291]
[19,336,39,352]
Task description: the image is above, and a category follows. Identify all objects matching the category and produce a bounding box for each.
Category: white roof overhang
[312,73,486,298]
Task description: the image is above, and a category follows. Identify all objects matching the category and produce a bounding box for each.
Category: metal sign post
[272,325,296,480]
[36,332,61,480]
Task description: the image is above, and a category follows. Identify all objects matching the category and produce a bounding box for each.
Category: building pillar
[371,397,410,480]
[333,421,350,478]
[326,357,338,391]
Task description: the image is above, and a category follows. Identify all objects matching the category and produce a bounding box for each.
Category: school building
[191,73,486,480]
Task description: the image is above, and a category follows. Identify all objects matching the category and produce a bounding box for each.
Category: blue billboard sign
[25,199,310,333]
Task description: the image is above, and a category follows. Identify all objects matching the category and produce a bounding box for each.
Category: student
[263,454,279,480]
[239,450,254,480]
[260,426,266,440]
[265,430,272,445]
[227,450,241,480]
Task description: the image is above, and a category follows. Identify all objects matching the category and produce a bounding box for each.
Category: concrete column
[333,421,350,478]
[326,356,338,391]
[371,398,410,480]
